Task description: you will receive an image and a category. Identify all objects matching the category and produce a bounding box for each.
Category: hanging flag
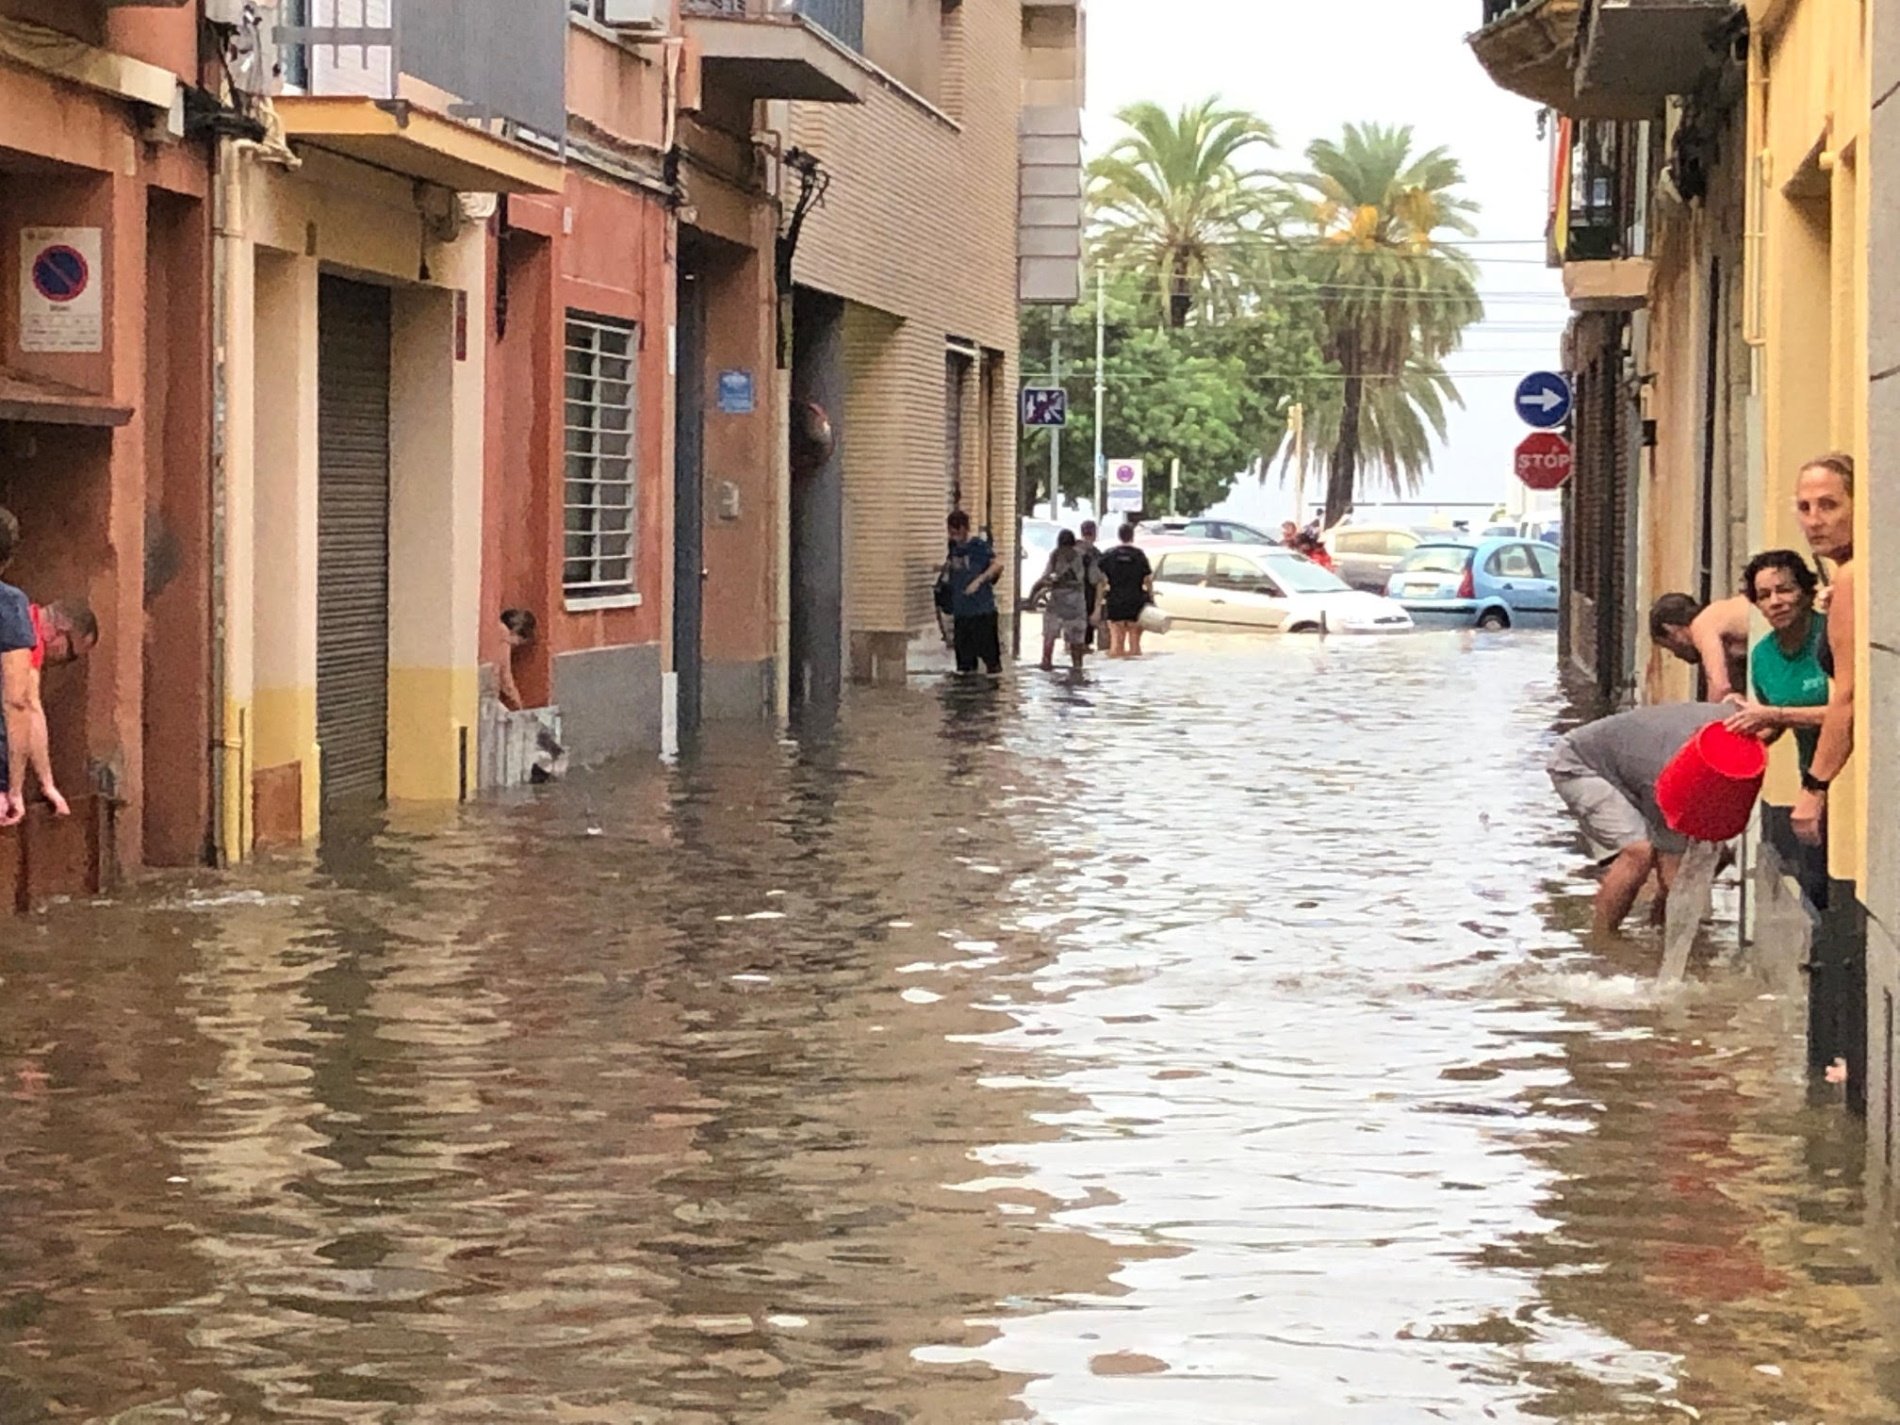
[1550,116,1574,263]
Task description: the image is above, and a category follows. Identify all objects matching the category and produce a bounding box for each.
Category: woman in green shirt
[1724,549,1829,770]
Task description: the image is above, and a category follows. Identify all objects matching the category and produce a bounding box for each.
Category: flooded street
[7,633,1900,1423]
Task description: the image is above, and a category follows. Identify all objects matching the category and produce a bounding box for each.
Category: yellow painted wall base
[253,684,320,841]
[387,665,478,802]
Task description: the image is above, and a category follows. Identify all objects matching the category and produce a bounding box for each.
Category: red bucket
[1655,722,1767,843]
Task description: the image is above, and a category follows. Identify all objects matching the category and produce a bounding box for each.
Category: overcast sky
[1081,0,1569,521]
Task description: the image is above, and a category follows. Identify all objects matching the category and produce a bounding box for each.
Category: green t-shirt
[1752,614,1829,772]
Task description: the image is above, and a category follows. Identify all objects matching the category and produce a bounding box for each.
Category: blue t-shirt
[0,583,35,794]
[947,537,998,618]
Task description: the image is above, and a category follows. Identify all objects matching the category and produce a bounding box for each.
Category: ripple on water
[0,634,1895,1423]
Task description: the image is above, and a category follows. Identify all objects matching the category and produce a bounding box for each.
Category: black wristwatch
[1801,770,1832,794]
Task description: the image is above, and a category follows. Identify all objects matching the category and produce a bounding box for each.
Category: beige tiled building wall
[789,0,1033,657]
[1863,0,1900,1176]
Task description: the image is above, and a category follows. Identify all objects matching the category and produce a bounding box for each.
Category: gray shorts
[1550,768,1650,863]
[1548,733,1689,859]
[1043,604,1090,647]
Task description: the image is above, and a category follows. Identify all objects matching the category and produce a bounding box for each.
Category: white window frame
[563,312,640,607]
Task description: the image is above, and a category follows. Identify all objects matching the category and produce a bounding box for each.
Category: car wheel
[1476,609,1511,631]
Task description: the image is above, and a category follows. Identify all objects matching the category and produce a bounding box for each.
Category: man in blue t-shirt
[944,510,1004,674]
[0,509,40,825]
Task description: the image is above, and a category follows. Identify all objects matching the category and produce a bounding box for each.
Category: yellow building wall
[1748,0,1869,884]
[220,146,487,858]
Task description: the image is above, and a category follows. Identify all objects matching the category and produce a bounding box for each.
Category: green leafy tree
[1019,272,1324,515]
[1282,123,1483,525]
[1088,99,1279,330]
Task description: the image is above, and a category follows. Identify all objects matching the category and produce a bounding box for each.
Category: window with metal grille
[564,313,639,602]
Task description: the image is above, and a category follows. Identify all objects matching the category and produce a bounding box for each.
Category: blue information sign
[1021,386,1068,429]
[1514,371,1573,429]
[717,370,755,415]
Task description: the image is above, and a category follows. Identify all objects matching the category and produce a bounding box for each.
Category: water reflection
[2,632,1898,1422]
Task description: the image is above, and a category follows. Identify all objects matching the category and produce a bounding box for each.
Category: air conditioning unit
[598,0,669,33]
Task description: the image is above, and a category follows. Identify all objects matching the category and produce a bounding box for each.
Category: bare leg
[1130,624,1145,656]
[1594,843,1657,937]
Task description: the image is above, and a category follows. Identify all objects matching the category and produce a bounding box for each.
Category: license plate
[1404,582,1442,597]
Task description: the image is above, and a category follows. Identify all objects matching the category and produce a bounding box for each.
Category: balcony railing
[1555,119,1635,264]
[277,0,567,145]
[1480,0,1538,23]
[681,0,864,55]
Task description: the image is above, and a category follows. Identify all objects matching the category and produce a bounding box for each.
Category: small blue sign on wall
[717,369,756,415]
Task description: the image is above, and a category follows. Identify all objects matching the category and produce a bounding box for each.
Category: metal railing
[276,0,567,147]
[1481,0,1538,23]
[680,0,864,54]
[1558,119,1634,263]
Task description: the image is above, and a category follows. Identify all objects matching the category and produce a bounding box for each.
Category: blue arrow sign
[1515,371,1572,429]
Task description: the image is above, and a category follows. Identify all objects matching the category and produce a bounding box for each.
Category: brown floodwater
[2,632,1898,1423]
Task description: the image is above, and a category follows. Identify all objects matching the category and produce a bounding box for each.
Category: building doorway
[315,275,392,806]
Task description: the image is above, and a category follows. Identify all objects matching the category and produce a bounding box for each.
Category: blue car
[1384,536,1561,630]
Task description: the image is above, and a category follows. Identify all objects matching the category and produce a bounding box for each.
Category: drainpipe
[210,137,249,864]
[773,334,792,722]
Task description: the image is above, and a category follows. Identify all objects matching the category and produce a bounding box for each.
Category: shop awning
[274,97,564,195]
[0,371,131,428]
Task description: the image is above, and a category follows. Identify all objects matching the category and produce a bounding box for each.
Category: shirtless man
[1650,591,1752,701]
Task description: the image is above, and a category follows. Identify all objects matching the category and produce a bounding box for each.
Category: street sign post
[1021,386,1068,428]
[1514,432,1573,491]
[1514,371,1573,430]
[1106,459,1145,513]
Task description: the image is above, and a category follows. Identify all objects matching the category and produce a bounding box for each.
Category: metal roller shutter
[316,276,392,805]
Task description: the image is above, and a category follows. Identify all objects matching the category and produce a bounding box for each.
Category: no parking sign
[20,227,103,353]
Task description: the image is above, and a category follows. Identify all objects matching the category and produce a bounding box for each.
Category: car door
[1204,552,1288,629]
[1151,551,1214,622]
[1483,542,1543,611]
[1523,542,1562,616]
[1373,530,1421,589]
[1331,530,1377,591]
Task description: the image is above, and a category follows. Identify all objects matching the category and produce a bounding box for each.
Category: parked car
[1140,517,1281,545]
[1481,518,1563,547]
[1150,543,1414,634]
[1019,517,1062,587]
[1384,537,1561,629]
[1329,523,1446,594]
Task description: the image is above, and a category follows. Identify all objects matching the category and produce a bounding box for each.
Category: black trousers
[953,612,1002,673]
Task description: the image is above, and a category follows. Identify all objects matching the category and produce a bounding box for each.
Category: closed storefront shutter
[316,276,392,805]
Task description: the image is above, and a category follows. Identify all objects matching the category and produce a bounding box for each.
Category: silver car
[1149,542,1414,634]
[1330,524,1446,594]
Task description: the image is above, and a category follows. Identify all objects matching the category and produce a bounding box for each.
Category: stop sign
[1515,431,1572,491]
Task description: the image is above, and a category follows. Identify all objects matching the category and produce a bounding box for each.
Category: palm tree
[1283,123,1483,525]
[1278,359,1462,500]
[1089,99,1279,329]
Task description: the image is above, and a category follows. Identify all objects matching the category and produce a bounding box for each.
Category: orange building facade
[0,2,214,901]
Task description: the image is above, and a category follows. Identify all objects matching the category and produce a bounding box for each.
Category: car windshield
[1399,545,1474,575]
[1021,521,1061,553]
[1263,551,1350,594]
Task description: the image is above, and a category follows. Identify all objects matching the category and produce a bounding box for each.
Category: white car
[1150,542,1414,634]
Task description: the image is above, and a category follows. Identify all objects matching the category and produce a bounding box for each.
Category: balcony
[1471,0,1731,118]
[1553,119,1652,312]
[1575,0,1737,108]
[270,0,567,194]
[681,0,867,105]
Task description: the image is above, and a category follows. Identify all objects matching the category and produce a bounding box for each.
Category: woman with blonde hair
[1791,452,1855,846]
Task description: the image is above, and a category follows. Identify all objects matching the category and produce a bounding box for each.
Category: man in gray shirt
[1548,701,1727,936]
